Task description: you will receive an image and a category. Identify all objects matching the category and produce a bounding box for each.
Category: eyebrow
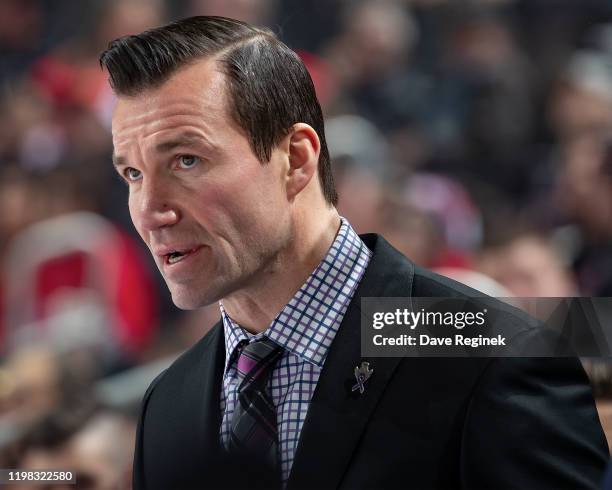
[154,133,203,154]
[112,133,208,168]
[112,153,126,168]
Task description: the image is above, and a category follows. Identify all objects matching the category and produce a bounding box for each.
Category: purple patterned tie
[229,337,283,472]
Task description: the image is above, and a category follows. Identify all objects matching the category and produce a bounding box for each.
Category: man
[101,16,608,490]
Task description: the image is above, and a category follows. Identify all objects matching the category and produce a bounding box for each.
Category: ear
[285,123,320,201]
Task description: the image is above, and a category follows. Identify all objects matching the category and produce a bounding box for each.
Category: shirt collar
[221,217,371,371]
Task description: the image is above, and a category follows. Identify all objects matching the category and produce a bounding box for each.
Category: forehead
[111,58,231,140]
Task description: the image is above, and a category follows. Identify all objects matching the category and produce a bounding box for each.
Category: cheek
[192,159,289,242]
[212,184,283,247]
[244,179,286,229]
[127,195,137,225]
[127,195,146,238]
[204,168,265,218]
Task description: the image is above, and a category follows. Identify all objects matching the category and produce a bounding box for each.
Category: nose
[131,176,180,231]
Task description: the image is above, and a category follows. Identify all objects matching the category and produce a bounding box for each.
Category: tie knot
[235,338,283,385]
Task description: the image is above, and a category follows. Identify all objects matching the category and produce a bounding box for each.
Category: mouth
[163,246,203,265]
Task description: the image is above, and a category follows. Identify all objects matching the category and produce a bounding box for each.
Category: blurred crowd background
[2,0,612,487]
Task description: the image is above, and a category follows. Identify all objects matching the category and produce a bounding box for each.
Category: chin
[169,286,218,310]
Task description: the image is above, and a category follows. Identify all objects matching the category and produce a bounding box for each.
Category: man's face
[111,59,292,308]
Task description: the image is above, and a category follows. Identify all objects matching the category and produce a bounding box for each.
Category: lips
[167,250,191,264]
[155,245,203,265]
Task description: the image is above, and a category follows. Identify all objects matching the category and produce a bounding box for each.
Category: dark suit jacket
[133,234,609,489]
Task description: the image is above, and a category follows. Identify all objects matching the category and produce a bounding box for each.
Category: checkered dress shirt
[219,218,372,484]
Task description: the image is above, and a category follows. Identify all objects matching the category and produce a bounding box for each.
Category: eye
[178,155,200,169]
[124,167,142,182]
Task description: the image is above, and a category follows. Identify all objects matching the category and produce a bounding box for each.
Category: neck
[222,207,341,334]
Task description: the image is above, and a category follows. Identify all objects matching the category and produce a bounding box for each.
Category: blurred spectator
[549,51,612,142]
[188,0,277,26]
[325,1,418,95]
[17,410,135,490]
[0,345,97,456]
[432,267,512,297]
[554,134,612,296]
[0,166,159,369]
[0,0,44,82]
[477,233,578,297]
[378,195,440,266]
[326,114,397,233]
[323,0,436,167]
[401,172,483,268]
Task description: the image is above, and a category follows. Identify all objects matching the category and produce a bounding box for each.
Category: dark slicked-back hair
[99,16,337,206]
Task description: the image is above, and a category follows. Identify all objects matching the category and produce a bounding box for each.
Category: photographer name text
[372,333,506,347]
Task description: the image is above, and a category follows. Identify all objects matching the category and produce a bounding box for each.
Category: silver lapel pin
[352,361,374,394]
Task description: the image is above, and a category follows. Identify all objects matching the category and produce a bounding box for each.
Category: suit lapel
[287,235,415,489]
[191,321,226,469]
